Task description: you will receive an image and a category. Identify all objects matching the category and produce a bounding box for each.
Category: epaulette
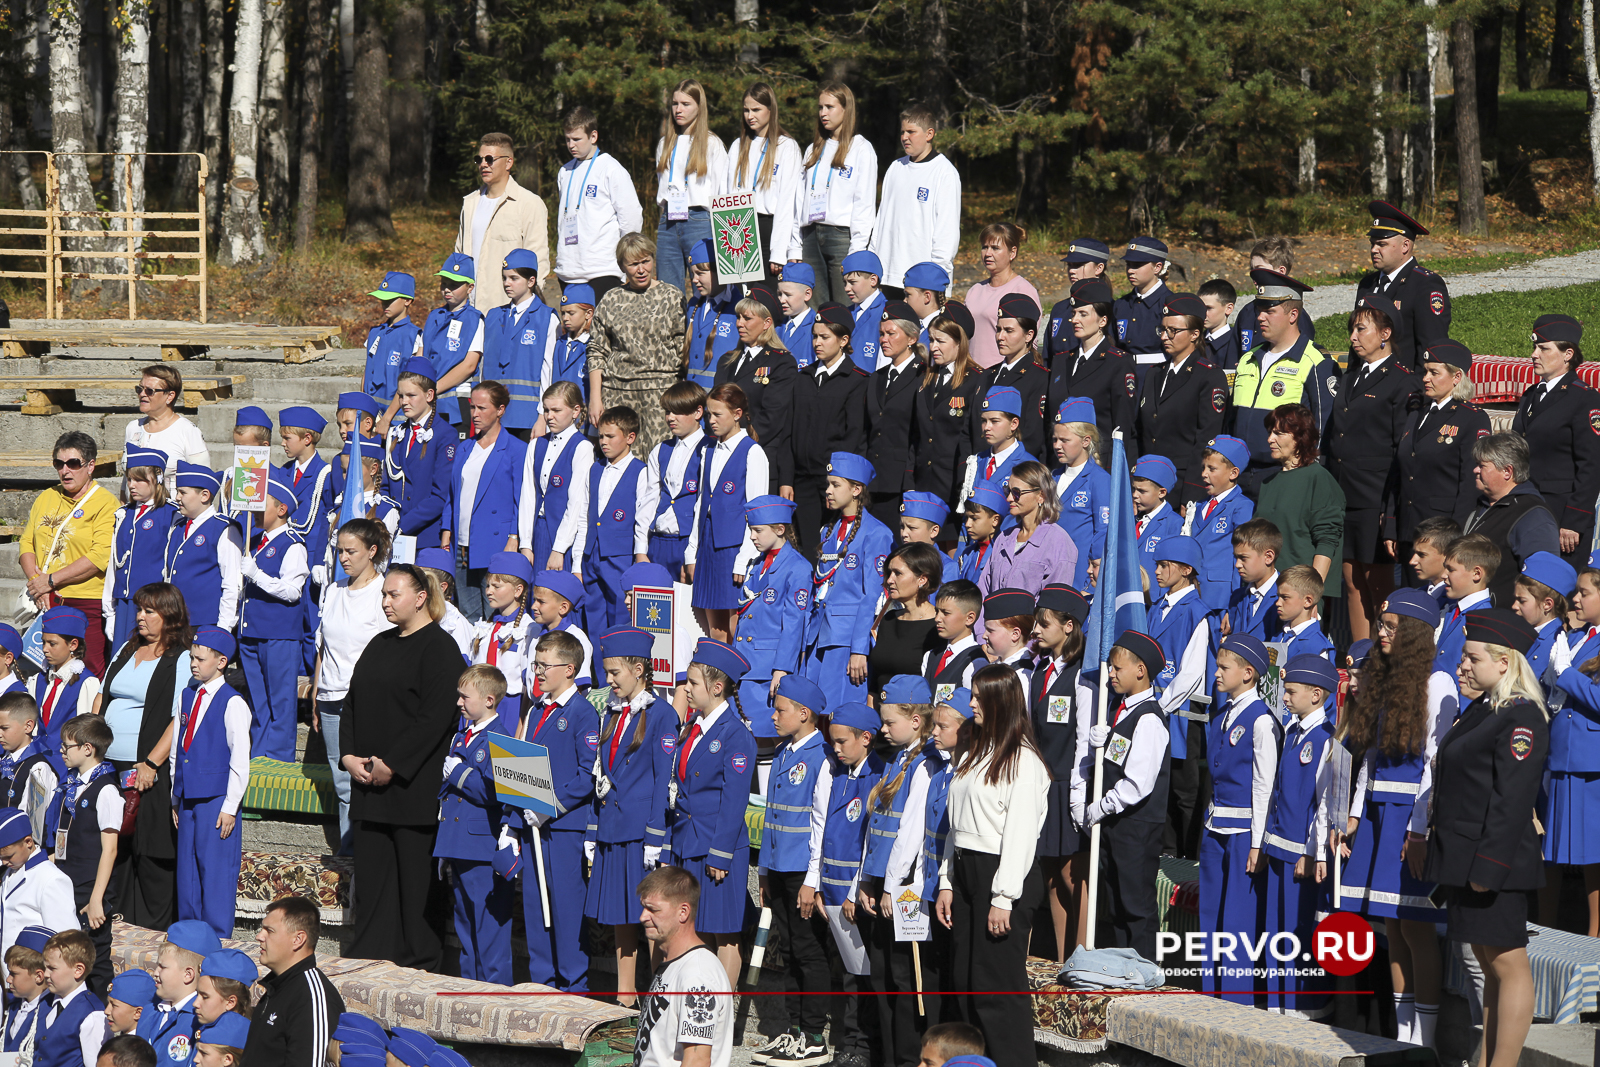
[851,368,870,377]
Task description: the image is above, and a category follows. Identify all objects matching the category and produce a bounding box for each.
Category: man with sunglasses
[456,133,550,314]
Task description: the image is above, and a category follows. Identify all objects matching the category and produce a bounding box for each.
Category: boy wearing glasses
[458,132,549,314]
[48,714,120,995]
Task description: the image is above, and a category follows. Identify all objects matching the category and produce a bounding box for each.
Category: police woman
[912,302,983,511]
[1510,314,1600,567]
[1133,293,1227,508]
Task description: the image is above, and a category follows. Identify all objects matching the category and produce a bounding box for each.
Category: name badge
[665,184,689,222]
[934,683,955,704]
[807,188,828,224]
[447,320,462,342]
[1047,695,1071,724]
[1107,735,1132,766]
[561,212,580,246]
[55,829,67,861]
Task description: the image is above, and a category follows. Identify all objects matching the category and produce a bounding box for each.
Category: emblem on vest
[709,739,721,753]
[1229,724,1245,746]
[846,797,863,822]
[789,762,807,785]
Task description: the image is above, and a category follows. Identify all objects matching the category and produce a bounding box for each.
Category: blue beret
[124,446,170,470]
[900,491,949,526]
[841,250,883,278]
[0,624,21,659]
[1154,534,1202,571]
[1205,435,1250,474]
[339,434,383,460]
[278,406,327,433]
[827,452,876,486]
[40,606,86,639]
[598,626,654,662]
[1112,630,1165,678]
[1124,236,1169,263]
[967,477,1008,516]
[1062,239,1110,265]
[689,239,715,266]
[0,809,31,848]
[386,1028,439,1067]
[1219,634,1269,676]
[502,248,539,274]
[107,967,155,1006]
[415,547,454,574]
[232,406,271,430]
[201,948,259,987]
[492,838,522,880]
[943,1058,998,1067]
[1464,608,1537,655]
[745,494,797,526]
[561,284,595,308]
[1132,454,1176,492]
[775,675,827,715]
[200,1012,253,1048]
[337,392,383,418]
[15,926,55,954]
[1283,654,1339,692]
[1347,639,1373,668]
[486,551,535,589]
[831,701,880,734]
[984,588,1036,621]
[192,626,236,660]
[1523,550,1578,598]
[438,252,474,283]
[333,1013,389,1050]
[903,262,950,292]
[691,638,750,683]
[341,1048,389,1067]
[938,686,974,719]
[621,562,675,592]
[1380,588,1440,630]
[535,570,584,609]
[369,271,415,300]
[1037,583,1089,623]
[400,356,439,382]
[1056,397,1096,426]
[780,262,816,288]
[265,469,299,509]
[174,461,221,492]
[881,675,932,705]
[164,919,222,957]
[982,386,1022,417]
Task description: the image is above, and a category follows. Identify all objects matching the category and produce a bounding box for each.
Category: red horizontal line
[436,989,1374,997]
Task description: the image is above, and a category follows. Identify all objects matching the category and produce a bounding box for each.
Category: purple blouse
[978,521,1078,614]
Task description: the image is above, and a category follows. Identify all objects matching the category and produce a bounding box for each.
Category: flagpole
[1085,665,1108,950]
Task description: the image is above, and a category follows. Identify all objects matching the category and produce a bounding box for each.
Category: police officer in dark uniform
[1114,237,1175,389]
[1134,293,1228,508]
[864,300,928,528]
[1322,294,1422,640]
[1043,238,1113,366]
[1045,278,1137,464]
[789,301,869,554]
[1383,340,1491,579]
[912,301,984,511]
[713,281,800,487]
[969,292,1050,458]
[1355,200,1451,373]
[1510,313,1600,566]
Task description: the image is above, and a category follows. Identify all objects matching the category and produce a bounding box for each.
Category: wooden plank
[20,387,68,415]
[0,376,235,388]
[2,340,46,358]
[161,345,207,362]
[0,451,119,474]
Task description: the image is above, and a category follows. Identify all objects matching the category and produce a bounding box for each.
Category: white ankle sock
[1415,1002,1439,1048]
[1393,993,1416,1043]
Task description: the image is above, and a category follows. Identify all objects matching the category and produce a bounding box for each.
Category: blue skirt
[802,642,869,709]
[584,839,647,926]
[1036,780,1082,858]
[1338,798,1442,922]
[678,848,752,934]
[690,540,740,610]
[1544,772,1600,864]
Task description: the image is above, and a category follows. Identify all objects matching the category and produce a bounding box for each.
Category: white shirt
[440,602,474,658]
[470,193,503,265]
[960,439,1021,505]
[0,849,79,960]
[868,151,961,289]
[1350,671,1459,835]
[797,136,879,256]
[517,425,595,555]
[648,429,707,537]
[1157,586,1209,717]
[168,676,252,816]
[170,505,244,629]
[938,746,1049,909]
[35,660,100,725]
[1086,694,1168,823]
[684,430,769,576]
[1055,458,1088,498]
[572,455,657,568]
[1296,708,1336,861]
[124,416,210,493]
[883,753,941,903]
[44,982,106,1067]
[633,945,733,1067]
[242,523,309,603]
[725,134,804,266]
[457,436,495,548]
[654,133,729,210]
[1203,694,1279,845]
[7,991,43,1046]
[920,634,981,691]
[554,151,644,283]
[65,765,127,846]
[316,577,389,700]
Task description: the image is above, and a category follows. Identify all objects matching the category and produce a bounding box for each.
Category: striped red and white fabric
[1469,355,1600,404]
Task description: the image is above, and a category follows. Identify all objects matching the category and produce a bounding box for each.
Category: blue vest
[920,758,953,902]
[483,299,555,430]
[687,291,741,389]
[849,291,886,370]
[31,669,89,750]
[533,433,580,549]
[173,681,240,801]
[282,456,335,568]
[551,335,590,402]
[1207,696,1279,831]
[32,988,105,1067]
[861,745,926,880]
[1,741,53,812]
[3,997,44,1053]
[420,303,481,425]
[654,438,710,534]
[1263,716,1334,863]
[364,318,422,401]
[587,457,646,563]
[818,752,885,906]
[164,512,233,627]
[777,309,815,368]
[1148,589,1211,759]
[696,437,756,552]
[761,731,827,872]
[112,502,178,600]
[240,529,304,637]
[51,769,118,888]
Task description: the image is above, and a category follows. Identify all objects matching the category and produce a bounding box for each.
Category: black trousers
[110,758,176,930]
[1165,721,1207,858]
[351,820,443,970]
[1099,815,1162,961]
[73,878,115,998]
[792,473,831,558]
[864,900,940,1067]
[764,869,831,1036]
[949,848,1044,1067]
[867,493,905,534]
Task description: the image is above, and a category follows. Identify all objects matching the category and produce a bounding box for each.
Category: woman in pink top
[964,222,1040,369]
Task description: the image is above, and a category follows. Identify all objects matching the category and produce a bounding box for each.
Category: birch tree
[111,0,150,283]
[218,0,266,265]
[202,0,225,233]
[48,0,101,287]
[1298,68,1316,193]
[259,0,290,236]
[1583,0,1600,202]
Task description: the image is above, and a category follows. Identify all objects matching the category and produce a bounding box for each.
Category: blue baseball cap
[691,638,750,683]
[201,948,259,987]
[598,626,654,662]
[40,606,86,639]
[278,406,328,434]
[337,392,384,418]
[775,675,826,715]
[938,686,974,719]
[386,1029,439,1067]
[175,461,221,492]
[502,248,539,274]
[982,386,1022,417]
[780,262,816,288]
[831,701,880,734]
[900,491,949,526]
[15,926,54,954]
[1381,588,1442,629]
[233,406,271,430]
[1205,435,1250,474]
[967,477,1008,516]
[438,253,474,284]
[487,551,535,589]
[165,919,222,957]
[1283,654,1339,692]
[266,470,300,509]
[368,272,416,300]
[0,624,22,660]
[1154,534,1202,571]
[492,839,522,880]
[1523,551,1578,598]
[1132,454,1176,492]
[689,239,715,266]
[840,250,883,278]
[1219,634,1269,676]
[881,675,932,705]
[415,547,454,574]
[561,284,596,308]
[827,452,876,486]
[200,1012,252,1048]
[1124,237,1169,264]
[1056,397,1096,426]
[0,809,31,848]
[535,570,584,609]
[193,626,236,661]
[903,262,950,292]
[745,494,797,526]
[333,1013,389,1050]
[621,562,675,592]
[125,446,170,470]
[107,967,155,1006]
[1062,239,1111,265]
[400,356,438,382]
[339,434,383,460]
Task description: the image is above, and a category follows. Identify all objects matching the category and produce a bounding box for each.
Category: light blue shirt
[103,651,192,763]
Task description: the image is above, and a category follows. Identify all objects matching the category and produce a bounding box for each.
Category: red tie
[837,515,854,541]
[1042,661,1058,692]
[985,456,997,480]
[1112,699,1128,726]
[1589,627,1598,642]
[135,504,148,522]
[408,426,419,452]
[293,467,303,487]
[609,710,632,770]
[486,623,503,666]
[183,519,194,540]
[760,549,778,577]
[677,723,702,780]
[1202,499,1218,521]
[1136,518,1148,539]
[933,648,953,677]
[532,701,560,738]
[39,679,62,728]
[974,540,990,573]
[181,687,208,750]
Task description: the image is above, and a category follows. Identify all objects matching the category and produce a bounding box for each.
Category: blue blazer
[443,430,529,569]
[808,511,895,656]
[1135,504,1183,591]
[1527,619,1562,687]
[516,687,599,833]
[733,543,812,681]
[1147,588,1211,760]
[434,722,507,862]
[1183,488,1254,611]
[1054,461,1111,589]
[1551,629,1600,773]
[849,291,886,370]
[1224,578,1282,643]
[282,455,336,569]
[588,695,678,846]
[668,708,757,866]
[551,335,590,402]
[385,411,451,547]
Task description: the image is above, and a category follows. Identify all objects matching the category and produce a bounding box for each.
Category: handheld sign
[710,193,765,283]
[486,734,558,817]
[230,446,271,513]
[892,886,931,942]
[1261,640,1291,723]
[631,582,707,696]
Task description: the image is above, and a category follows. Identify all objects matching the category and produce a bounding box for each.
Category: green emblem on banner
[710,193,765,283]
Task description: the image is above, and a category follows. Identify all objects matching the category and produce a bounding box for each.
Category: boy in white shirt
[634,866,733,1067]
[555,107,644,302]
[868,104,961,296]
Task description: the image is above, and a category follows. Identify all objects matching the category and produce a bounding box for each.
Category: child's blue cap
[1124,236,1170,264]
[840,250,883,278]
[780,262,815,288]
[561,284,595,308]
[1062,239,1111,265]
[266,470,300,509]
[333,1013,389,1050]
[487,551,535,590]
[943,1058,998,1067]
[278,406,328,433]
[174,462,222,492]
[164,919,222,957]
[438,253,474,284]
[233,406,272,430]
[1132,454,1176,492]
[192,626,236,661]
[744,494,796,526]
[535,570,584,609]
[14,926,55,954]
[1055,397,1096,426]
[621,562,675,593]
[340,1047,388,1067]
[598,626,654,662]
[831,701,880,734]
[201,948,259,987]
[1154,534,1202,571]
[982,385,1022,417]
[0,809,30,848]
[967,477,1008,516]
[432,1049,471,1067]
[1283,654,1339,692]
[125,446,170,470]
[691,638,750,683]
[1348,639,1374,668]
[1218,634,1269,676]
[400,356,439,383]
[369,271,416,300]
[502,248,539,274]
[0,624,23,660]
[881,675,932,705]
[492,838,522,880]
[387,1029,439,1067]
[827,452,876,486]
[108,967,156,1006]
[938,686,974,719]
[1205,435,1250,474]
[337,392,384,418]
[415,547,454,574]
[775,675,827,714]
[689,239,715,266]
[1522,550,1578,598]
[199,1012,253,1048]
[903,262,950,292]
[339,435,383,460]
[1380,588,1441,629]
[40,606,87,639]
[900,491,948,526]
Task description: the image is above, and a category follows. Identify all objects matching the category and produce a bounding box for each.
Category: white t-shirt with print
[632,945,732,1067]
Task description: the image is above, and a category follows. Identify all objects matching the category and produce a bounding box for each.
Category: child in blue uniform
[959,386,1036,533]
[469,552,535,735]
[1131,455,1182,591]
[33,930,102,1067]
[553,286,596,404]
[1512,551,1573,683]
[647,382,710,576]
[279,407,335,673]
[897,492,958,582]
[32,608,98,753]
[171,627,250,941]
[362,272,420,407]
[775,263,817,360]
[1224,519,1282,642]
[237,470,306,761]
[1275,565,1336,664]
[138,919,218,1067]
[956,479,1006,584]
[442,381,528,623]
[670,639,759,991]
[2,928,51,1052]
[1184,434,1253,612]
[384,357,451,552]
[1050,399,1110,589]
[687,384,770,642]
[732,496,811,737]
[686,242,742,391]
[579,406,653,631]
[531,570,594,690]
[106,448,177,650]
[164,463,244,630]
[519,381,594,569]
[1148,535,1213,857]
[412,252,479,432]
[585,627,677,1008]
[1546,566,1600,937]
[473,248,557,435]
[435,664,513,984]
[803,452,894,709]
[335,392,380,444]
[48,715,119,995]
[840,251,887,370]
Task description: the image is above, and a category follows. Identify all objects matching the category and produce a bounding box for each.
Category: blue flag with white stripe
[333,437,371,582]
[1084,432,1147,669]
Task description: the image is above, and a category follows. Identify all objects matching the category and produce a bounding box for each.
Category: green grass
[1312,279,1600,359]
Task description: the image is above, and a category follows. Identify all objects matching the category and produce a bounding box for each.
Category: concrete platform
[1520,1023,1598,1067]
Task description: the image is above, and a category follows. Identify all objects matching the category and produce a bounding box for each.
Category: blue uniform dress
[648,435,711,575]
[528,432,582,570]
[442,431,529,622]
[513,685,599,990]
[238,526,306,761]
[29,665,90,757]
[803,511,894,708]
[1135,503,1182,591]
[1549,628,1600,863]
[1183,486,1254,612]
[163,510,238,629]
[384,410,450,549]
[1527,619,1563,688]
[363,317,422,403]
[732,544,812,736]
[419,301,481,429]
[107,500,178,649]
[777,308,816,366]
[549,332,590,403]
[435,719,514,984]
[667,702,758,933]
[1199,693,1280,1003]
[1263,708,1334,1019]
[1224,575,1282,643]
[1148,586,1211,760]
[583,456,647,630]
[172,679,246,940]
[849,291,887,370]
[686,289,741,391]
[31,984,104,1067]
[584,692,677,925]
[283,455,336,672]
[480,296,557,431]
[689,436,760,612]
[1053,460,1111,589]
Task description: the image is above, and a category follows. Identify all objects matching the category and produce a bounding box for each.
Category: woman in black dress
[868,542,945,701]
[912,303,984,512]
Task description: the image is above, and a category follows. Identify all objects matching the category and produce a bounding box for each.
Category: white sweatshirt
[554,151,644,283]
[654,134,729,211]
[868,152,962,289]
[938,746,1049,909]
[795,136,878,257]
[726,135,805,267]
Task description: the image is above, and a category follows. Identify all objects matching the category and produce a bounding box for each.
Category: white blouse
[654,134,729,211]
[939,745,1049,909]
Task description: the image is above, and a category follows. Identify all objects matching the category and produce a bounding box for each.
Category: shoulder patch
[1430,291,1446,316]
[1510,726,1533,761]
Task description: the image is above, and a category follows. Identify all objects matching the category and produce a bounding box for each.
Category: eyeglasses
[134,385,172,397]
[1156,326,1197,337]
[52,457,87,471]
[532,661,570,673]
[1377,618,1400,635]
[1003,486,1038,499]
[58,741,86,754]
[475,154,512,166]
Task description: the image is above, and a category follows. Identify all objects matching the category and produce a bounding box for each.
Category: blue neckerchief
[47,760,115,843]
[0,738,45,780]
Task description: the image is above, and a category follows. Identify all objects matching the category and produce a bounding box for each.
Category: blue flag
[1084,433,1148,669]
[332,437,370,582]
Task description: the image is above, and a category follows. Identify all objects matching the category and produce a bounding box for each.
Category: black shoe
[751,1033,798,1066]
[771,1034,829,1067]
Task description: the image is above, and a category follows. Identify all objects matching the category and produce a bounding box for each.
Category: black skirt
[1343,507,1388,564]
[1446,885,1532,948]
[1037,779,1082,858]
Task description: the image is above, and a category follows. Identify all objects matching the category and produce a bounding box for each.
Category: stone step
[1519,1023,1598,1067]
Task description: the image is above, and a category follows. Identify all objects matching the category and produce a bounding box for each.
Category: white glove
[311,563,328,587]
[441,755,462,776]
[241,557,260,580]
[1089,724,1110,748]
[643,845,661,871]
[521,808,548,828]
[584,840,596,863]
[1083,803,1103,829]
[497,826,521,856]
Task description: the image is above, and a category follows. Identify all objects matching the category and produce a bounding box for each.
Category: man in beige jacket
[455,132,550,313]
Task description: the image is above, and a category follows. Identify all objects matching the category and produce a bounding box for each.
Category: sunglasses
[1003,486,1038,499]
[134,385,173,397]
[52,457,87,471]
[475,154,511,166]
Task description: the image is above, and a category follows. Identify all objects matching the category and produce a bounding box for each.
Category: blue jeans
[455,546,488,623]
[318,700,352,854]
[655,209,712,295]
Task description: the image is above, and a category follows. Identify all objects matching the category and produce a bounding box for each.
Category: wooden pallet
[0,450,120,475]
[0,374,242,414]
[0,321,341,364]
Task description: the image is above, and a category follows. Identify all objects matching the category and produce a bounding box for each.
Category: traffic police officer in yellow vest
[1227,268,1338,497]
[1355,200,1451,373]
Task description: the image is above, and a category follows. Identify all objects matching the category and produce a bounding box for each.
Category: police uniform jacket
[863,355,926,496]
[790,356,869,484]
[1355,260,1451,372]
[1044,336,1138,462]
[1322,357,1422,560]
[1511,374,1600,546]
[588,692,677,846]
[1227,336,1338,490]
[1384,398,1491,543]
[912,366,983,509]
[969,354,1050,459]
[715,344,801,488]
[1134,354,1228,506]
[1114,281,1174,360]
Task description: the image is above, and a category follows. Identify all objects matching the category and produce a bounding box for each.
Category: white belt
[1372,780,1420,796]
[1209,804,1250,819]
[1263,832,1306,855]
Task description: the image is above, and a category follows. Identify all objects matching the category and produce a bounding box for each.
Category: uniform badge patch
[709,739,721,753]
[917,187,929,202]
[1229,724,1245,746]
[722,480,736,494]
[266,546,277,558]
[1116,319,1128,340]
[585,732,600,747]
[141,518,154,530]
[193,534,207,546]
[661,735,676,753]
[474,748,486,764]
[1270,380,1286,397]
[1125,372,1137,397]
[557,717,568,731]
[874,554,886,574]
[521,329,536,345]
[789,762,807,785]
[731,754,748,772]
[684,479,698,494]
[795,589,809,608]
[846,797,863,822]
[1430,292,1445,316]
[1299,741,1314,764]
[1212,390,1226,413]
[1072,491,1089,507]
[763,588,777,603]
[167,1035,191,1062]
[1590,409,1600,436]
[1511,726,1534,760]
[613,509,625,521]
[845,553,859,570]
[552,475,564,487]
